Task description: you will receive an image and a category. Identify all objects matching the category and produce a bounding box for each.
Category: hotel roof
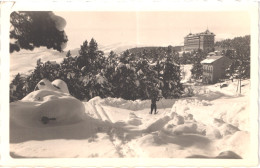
[186,29,215,37]
[201,56,223,64]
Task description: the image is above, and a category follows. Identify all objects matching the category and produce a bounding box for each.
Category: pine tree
[136,58,153,99]
[113,59,139,100]
[10,11,68,53]
[77,40,89,69]
[66,50,71,57]
[107,51,117,65]
[119,49,131,64]
[162,51,183,98]
[191,49,205,80]
[26,59,44,92]
[78,38,105,74]
[10,73,26,101]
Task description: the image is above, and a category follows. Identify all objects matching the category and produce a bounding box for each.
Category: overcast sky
[54,11,250,50]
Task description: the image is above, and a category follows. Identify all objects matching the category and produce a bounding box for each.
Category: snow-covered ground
[180,64,192,83]
[10,76,251,159]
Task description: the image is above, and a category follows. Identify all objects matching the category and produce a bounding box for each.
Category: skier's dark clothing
[151,102,157,114]
[150,90,159,114]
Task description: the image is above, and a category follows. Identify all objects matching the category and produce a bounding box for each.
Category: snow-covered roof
[208,52,216,56]
[185,29,215,37]
[201,56,223,64]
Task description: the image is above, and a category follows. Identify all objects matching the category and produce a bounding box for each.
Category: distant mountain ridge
[10,43,146,80]
[67,42,142,56]
[127,46,183,55]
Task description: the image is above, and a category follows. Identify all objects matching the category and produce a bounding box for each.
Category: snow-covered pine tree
[103,51,118,97]
[25,58,45,93]
[113,53,139,100]
[216,35,250,79]
[10,73,26,102]
[10,11,68,53]
[136,58,153,99]
[225,61,236,80]
[107,51,117,66]
[89,38,106,72]
[162,47,183,98]
[77,40,89,70]
[152,60,164,89]
[119,49,131,64]
[77,38,105,74]
[191,49,205,80]
[92,72,112,98]
[59,55,86,99]
[74,38,109,100]
[232,36,250,78]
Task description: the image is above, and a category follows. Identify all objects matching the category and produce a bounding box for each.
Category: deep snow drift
[11,79,85,128]
[10,77,251,159]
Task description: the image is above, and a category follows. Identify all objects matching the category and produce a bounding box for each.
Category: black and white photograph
[1,0,259,167]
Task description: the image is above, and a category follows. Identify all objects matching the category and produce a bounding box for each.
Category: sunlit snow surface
[10,77,250,159]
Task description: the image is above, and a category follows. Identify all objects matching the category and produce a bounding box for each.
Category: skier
[150,88,160,114]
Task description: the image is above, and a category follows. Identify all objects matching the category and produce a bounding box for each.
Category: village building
[184,29,215,52]
[201,54,232,84]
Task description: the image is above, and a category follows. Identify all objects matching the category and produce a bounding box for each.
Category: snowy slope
[10,78,251,159]
[10,47,66,80]
[10,43,139,81]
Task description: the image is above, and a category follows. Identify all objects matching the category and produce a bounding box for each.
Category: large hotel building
[184,29,215,52]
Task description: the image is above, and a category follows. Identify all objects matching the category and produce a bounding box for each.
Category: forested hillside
[215,35,250,79]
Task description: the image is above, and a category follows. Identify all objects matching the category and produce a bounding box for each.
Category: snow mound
[185,113,193,120]
[218,131,250,158]
[52,79,70,94]
[218,123,240,136]
[171,95,249,132]
[35,79,55,91]
[127,112,142,126]
[205,126,222,139]
[186,150,242,159]
[215,102,249,131]
[216,150,242,159]
[145,116,171,133]
[35,78,69,94]
[88,96,104,105]
[11,80,85,127]
[172,114,185,125]
[163,122,199,135]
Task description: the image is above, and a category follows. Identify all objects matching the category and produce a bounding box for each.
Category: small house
[201,55,232,84]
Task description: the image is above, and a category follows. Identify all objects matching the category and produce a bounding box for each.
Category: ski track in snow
[96,105,112,123]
